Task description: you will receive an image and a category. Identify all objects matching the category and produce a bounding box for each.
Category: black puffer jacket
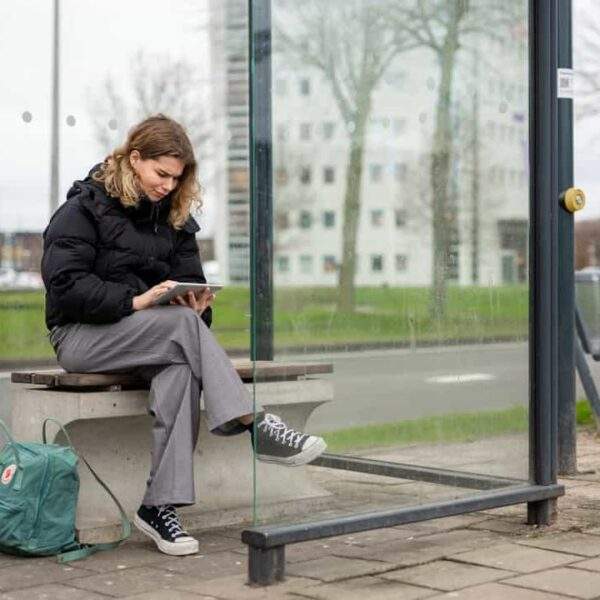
[41,164,211,330]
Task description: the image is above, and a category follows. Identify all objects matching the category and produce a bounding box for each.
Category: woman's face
[129,151,185,202]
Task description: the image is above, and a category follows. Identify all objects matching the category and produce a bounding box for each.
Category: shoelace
[157,505,187,537]
[258,413,304,448]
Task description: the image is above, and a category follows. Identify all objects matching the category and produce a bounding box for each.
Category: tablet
[156,282,223,305]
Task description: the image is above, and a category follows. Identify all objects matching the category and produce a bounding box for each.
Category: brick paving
[3,430,600,599]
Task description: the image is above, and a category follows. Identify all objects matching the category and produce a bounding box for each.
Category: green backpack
[0,417,130,562]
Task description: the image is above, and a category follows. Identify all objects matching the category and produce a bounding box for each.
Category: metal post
[556,0,576,475]
[49,0,60,216]
[248,0,274,361]
[248,546,285,585]
[528,0,559,525]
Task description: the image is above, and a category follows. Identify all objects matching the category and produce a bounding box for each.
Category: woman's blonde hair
[93,114,201,230]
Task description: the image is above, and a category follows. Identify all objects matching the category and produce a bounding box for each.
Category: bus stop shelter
[242,0,578,584]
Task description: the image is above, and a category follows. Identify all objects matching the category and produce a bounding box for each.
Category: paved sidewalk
[3,430,600,599]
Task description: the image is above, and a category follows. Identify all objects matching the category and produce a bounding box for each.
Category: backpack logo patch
[1,464,16,485]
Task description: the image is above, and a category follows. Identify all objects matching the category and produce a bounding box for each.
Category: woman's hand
[170,288,215,315]
[132,281,177,311]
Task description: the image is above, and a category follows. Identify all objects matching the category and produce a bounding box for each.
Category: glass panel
[0,4,50,366]
[251,0,530,526]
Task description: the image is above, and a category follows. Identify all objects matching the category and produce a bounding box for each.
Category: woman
[41,114,326,557]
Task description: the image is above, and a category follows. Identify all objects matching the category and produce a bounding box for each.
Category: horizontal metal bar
[311,453,522,490]
[242,483,564,548]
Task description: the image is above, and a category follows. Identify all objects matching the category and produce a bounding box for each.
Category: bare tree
[388,0,523,319]
[275,0,417,312]
[87,50,210,159]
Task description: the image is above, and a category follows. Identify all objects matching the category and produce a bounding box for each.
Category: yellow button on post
[561,188,586,213]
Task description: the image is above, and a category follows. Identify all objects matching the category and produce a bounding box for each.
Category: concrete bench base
[3,378,333,542]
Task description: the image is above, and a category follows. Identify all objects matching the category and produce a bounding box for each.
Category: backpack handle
[42,418,76,450]
[0,419,21,470]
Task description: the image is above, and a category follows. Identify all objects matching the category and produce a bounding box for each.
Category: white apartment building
[210,1,529,288]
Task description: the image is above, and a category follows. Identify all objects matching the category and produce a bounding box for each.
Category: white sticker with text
[558,68,574,99]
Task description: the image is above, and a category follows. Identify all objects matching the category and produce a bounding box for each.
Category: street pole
[557,0,577,476]
[49,0,60,216]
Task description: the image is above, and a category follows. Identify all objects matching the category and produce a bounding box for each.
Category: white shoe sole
[134,513,199,556]
[256,437,327,467]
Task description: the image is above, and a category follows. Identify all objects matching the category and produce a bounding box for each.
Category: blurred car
[0,267,17,288]
[0,267,43,289]
[14,271,43,289]
[203,260,220,281]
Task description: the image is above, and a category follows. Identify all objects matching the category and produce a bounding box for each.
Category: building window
[275,79,287,96]
[299,78,310,96]
[323,122,335,139]
[276,212,289,230]
[371,255,384,272]
[299,255,313,274]
[277,255,290,272]
[323,167,335,184]
[323,211,335,227]
[276,167,288,186]
[276,124,288,142]
[395,254,408,272]
[371,210,384,227]
[395,163,408,182]
[369,164,383,183]
[299,211,312,229]
[323,255,337,273]
[300,123,311,140]
[393,118,406,134]
[300,166,312,185]
[395,209,407,227]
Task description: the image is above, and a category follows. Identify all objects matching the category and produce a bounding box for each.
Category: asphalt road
[283,342,531,433]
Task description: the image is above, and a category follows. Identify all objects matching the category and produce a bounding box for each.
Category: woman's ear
[129,150,140,167]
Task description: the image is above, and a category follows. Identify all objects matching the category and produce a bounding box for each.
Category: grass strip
[321,400,596,453]
[1,285,528,360]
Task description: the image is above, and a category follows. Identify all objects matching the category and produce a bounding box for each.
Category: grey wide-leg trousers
[49,306,256,506]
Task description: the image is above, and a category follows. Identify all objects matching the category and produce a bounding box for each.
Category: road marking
[426,373,496,384]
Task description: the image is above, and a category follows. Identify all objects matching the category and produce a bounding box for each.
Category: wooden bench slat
[58,373,144,387]
[231,360,333,379]
[10,373,33,384]
[31,374,59,386]
[11,360,333,389]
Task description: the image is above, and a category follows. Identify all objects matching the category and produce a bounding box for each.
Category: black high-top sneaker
[134,504,198,556]
[254,413,327,466]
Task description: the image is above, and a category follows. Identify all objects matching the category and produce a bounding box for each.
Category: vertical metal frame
[556,0,576,475]
[528,0,559,524]
[249,0,274,361]
[245,0,563,585]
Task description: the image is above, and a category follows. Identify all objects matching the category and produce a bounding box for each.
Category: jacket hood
[66,163,199,232]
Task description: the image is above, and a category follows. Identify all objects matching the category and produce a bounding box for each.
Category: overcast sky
[1,1,599,233]
[0,0,213,233]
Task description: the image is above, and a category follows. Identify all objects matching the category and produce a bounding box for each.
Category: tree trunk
[337,108,369,313]
[429,9,462,321]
